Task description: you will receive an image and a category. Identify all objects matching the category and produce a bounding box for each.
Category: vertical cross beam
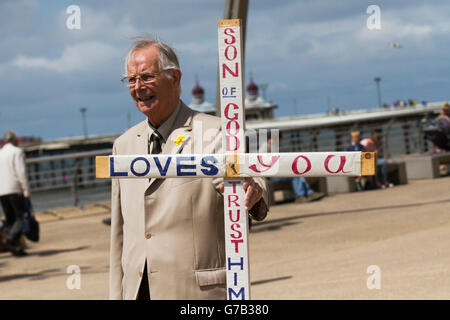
[216,0,249,116]
[218,19,250,300]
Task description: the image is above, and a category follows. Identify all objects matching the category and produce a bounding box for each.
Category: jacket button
[145,232,152,239]
[139,271,143,277]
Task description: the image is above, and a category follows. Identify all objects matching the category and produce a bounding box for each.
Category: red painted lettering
[324,155,351,174]
[226,136,240,152]
[228,195,240,207]
[222,63,239,78]
[230,223,242,239]
[224,28,236,44]
[231,239,244,253]
[224,103,239,120]
[249,155,280,173]
[225,45,237,61]
[292,155,312,175]
[228,180,241,193]
[226,120,240,136]
[229,209,241,222]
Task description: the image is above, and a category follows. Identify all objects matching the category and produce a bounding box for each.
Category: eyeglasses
[120,69,171,88]
[121,71,162,87]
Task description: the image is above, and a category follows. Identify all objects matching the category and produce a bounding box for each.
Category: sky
[0,0,449,141]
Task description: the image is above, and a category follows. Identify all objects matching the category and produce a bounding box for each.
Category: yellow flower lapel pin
[173,135,186,146]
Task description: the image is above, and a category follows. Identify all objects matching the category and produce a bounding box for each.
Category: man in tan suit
[110,37,269,300]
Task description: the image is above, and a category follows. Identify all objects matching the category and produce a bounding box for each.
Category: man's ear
[172,69,182,87]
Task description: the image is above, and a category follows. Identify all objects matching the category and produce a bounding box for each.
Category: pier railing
[26,149,112,207]
[246,103,442,158]
[25,118,433,193]
[271,116,434,159]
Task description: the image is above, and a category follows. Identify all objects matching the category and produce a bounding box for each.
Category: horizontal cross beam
[96,152,375,179]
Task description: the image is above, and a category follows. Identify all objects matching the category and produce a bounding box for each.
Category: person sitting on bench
[345,131,366,191]
[267,134,325,204]
[361,131,392,189]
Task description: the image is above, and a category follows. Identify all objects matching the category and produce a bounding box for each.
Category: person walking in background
[345,131,365,191]
[0,131,30,256]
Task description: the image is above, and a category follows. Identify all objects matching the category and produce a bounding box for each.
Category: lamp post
[326,96,331,114]
[80,107,87,139]
[374,77,382,109]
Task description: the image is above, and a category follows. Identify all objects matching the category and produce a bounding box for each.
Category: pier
[20,102,444,210]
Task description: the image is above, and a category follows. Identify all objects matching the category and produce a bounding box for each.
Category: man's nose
[134,78,143,90]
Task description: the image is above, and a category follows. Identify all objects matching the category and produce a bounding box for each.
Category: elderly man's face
[127,46,181,127]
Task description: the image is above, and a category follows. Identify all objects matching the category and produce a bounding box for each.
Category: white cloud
[396,24,433,37]
[10,41,120,72]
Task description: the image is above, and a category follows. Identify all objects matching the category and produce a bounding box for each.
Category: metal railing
[26,149,112,208]
[26,118,431,192]
[273,118,433,159]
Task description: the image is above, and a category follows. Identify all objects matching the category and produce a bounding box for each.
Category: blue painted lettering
[176,156,196,176]
[200,156,219,176]
[154,156,172,176]
[228,287,245,300]
[110,157,128,177]
[130,157,150,177]
[228,257,244,270]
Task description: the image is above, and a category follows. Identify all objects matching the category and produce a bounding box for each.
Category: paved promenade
[1,177,449,299]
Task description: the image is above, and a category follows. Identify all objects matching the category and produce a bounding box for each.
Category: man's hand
[219,177,263,210]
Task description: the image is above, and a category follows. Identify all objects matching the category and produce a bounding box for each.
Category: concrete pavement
[0,177,449,299]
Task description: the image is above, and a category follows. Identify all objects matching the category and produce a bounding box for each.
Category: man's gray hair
[4,131,17,143]
[124,35,180,75]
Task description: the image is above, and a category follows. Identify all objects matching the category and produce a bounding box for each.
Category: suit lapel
[135,120,150,154]
[132,120,151,191]
[164,103,194,155]
[147,102,194,191]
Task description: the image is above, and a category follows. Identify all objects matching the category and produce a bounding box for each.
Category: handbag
[22,197,39,242]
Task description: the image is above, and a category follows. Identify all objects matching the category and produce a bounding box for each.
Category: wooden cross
[96,19,375,300]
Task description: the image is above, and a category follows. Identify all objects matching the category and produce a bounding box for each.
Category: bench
[269,159,408,203]
[404,151,450,179]
[326,160,408,193]
[385,160,408,185]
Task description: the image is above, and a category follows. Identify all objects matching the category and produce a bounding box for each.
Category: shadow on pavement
[30,245,90,257]
[0,268,66,282]
[251,221,301,233]
[0,245,90,260]
[0,265,108,283]
[254,198,450,231]
[251,276,293,286]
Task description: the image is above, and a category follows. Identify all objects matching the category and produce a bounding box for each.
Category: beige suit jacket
[110,101,268,300]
